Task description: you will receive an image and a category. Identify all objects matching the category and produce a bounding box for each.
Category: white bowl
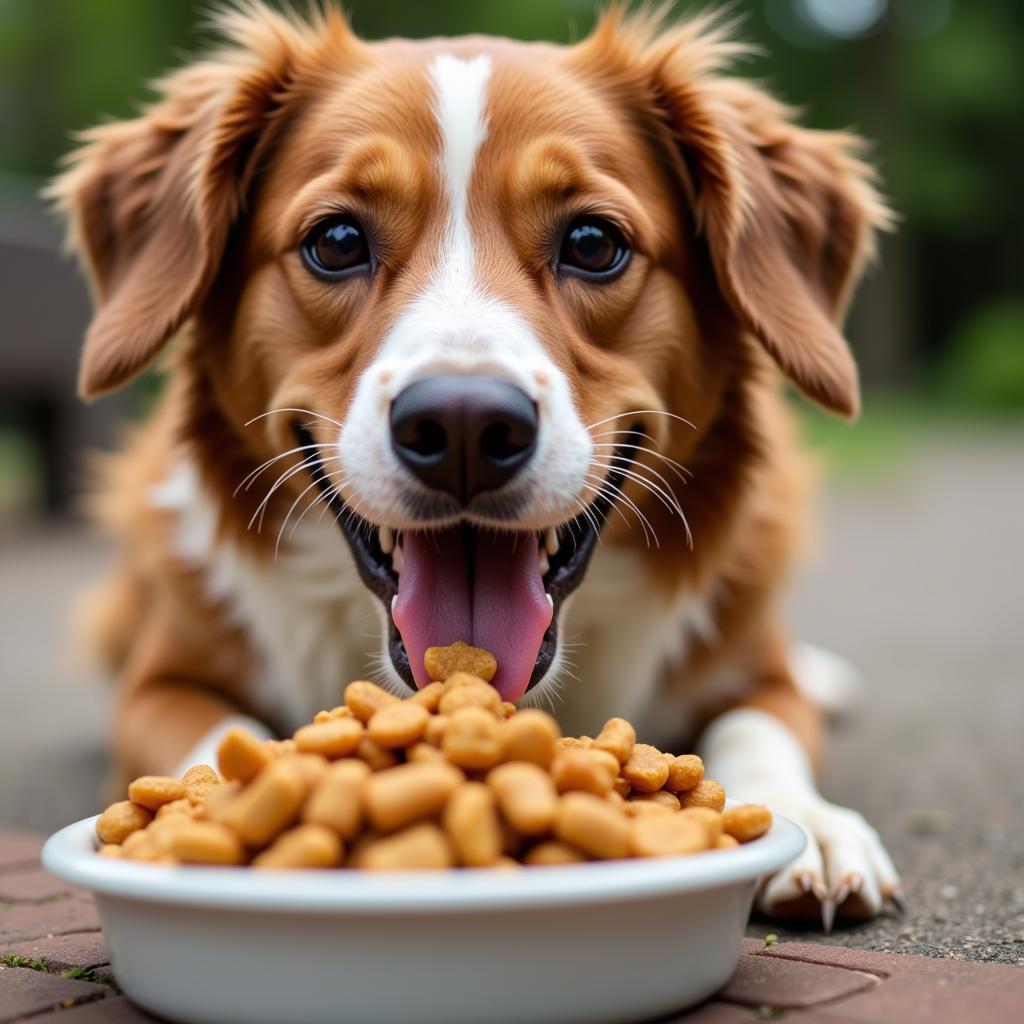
[44,812,803,1024]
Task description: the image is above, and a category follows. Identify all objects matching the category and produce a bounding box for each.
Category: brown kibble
[665,754,705,793]
[624,800,675,818]
[356,737,400,772]
[364,762,463,832]
[314,705,353,722]
[438,678,502,717]
[217,728,272,783]
[424,640,497,683]
[294,718,364,759]
[197,780,241,821]
[98,844,123,859]
[96,801,153,845]
[155,798,195,820]
[550,749,615,797]
[359,823,454,870]
[628,790,680,811]
[555,793,631,860]
[613,776,631,798]
[120,829,159,861]
[680,806,724,844]
[488,762,558,836]
[630,813,709,858]
[523,842,587,867]
[253,824,343,869]
[220,761,307,847]
[593,717,636,765]
[499,701,517,719]
[680,779,726,812]
[279,753,330,788]
[406,742,446,763]
[443,782,503,867]
[169,821,246,865]
[344,680,400,722]
[265,738,297,758]
[555,736,593,751]
[498,709,559,767]
[621,743,670,793]
[716,833,740,849]
[424,715,449,748]
[442,706,502,770]
[722,804,772,843]
[303,759,370,840]
[409,681,445,712]
[367,701,430,748]
[182,764,220,805]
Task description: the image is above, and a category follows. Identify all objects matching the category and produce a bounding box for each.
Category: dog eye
[301,216,371,279]
[557,216,630,281]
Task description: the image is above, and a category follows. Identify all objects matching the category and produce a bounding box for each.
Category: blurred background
[1,1,1021,958]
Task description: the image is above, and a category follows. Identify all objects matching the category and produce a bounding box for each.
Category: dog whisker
[589,440,693,482]
[582,476,658,549]
[235,442,331,496]
[250,454,338,533]
[245,406,346,431]
[585,408,696,432]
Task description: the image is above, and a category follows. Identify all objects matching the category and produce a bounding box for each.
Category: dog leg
[700,706,902,928]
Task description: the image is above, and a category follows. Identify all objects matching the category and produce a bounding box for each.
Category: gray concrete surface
[1,429,1022,963]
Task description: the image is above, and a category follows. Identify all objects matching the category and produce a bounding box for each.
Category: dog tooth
[392,543,404,574]
[544,526,560,557]
[539,551,550,576]
[378,525,394,555]
[390,596,397,613]
[545,593,554,608]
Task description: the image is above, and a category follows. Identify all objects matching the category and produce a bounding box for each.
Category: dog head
[53,4,888,702]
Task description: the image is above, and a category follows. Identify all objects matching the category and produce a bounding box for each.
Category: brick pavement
[1,831,1020,1023]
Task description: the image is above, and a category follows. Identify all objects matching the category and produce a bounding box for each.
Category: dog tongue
[392,527,553,702]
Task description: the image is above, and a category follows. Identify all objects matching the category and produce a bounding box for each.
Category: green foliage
[1,953,49,971]
[938,300,1024,410]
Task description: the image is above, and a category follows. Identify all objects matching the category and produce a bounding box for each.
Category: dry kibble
[488,762,558,836]
[96,801,153,845]
[220,761,307,847]
[681,806,724,844]
[217,728,272,784]
[359,823,454,870]
[680,779,727,813]
[356,737,400,772]
[314,705,352,722]
[406,742,446,763]
[665,754,705,793]
[279,753,330,788]
[442,706,502,770]
[183,764,220,805]
[498,709,559,767]
[716,833,740,849]
[523,841,587,866]
[294,718,364,759]
[98,844,123,859]
[155,798,195,820]
[555,736,593,751]
[555,793,631,860]
[424,715,449,748]
[127,775,185,811]
[630,813,709,858]
[364,762,463,832]
[594,718,636,765]
[253,825,343,869]
[499,701,517,719]
[722,804,772,843]
[409,681,445,712]
[169,821,245,865]
[424,640,497,683]
[621,744,670,792]
[345,680,400,722]
[628,790,681,811]
[198,780,241,822]
[303,759,370,840]
[438,677,502,716]
[367,701,430,748]
[624,800,675,818]
[265,738,297,758]
[443,782,503,867]
[550,749,615,797]
[120,829,160,861]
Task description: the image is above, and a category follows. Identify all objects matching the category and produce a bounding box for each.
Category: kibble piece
[613,776,631,798]
[443,782,503,867]
[488,762,559,836]
[665,754,705,793]
[265,738,297,758]
[345,680,400,722]
[98,844,123,859]
[356,737,400,772]
[680,779,726,813]
[424,640,497,683]
[630,813,709,858]
[555,736,593,751]
[498,709,559,767]
[197,780,241,821]
[314,705,352,722]
[424,715,449,747]
[220,761,307,847]
[169,821,245,865]
[442,706,502,770]
[550,749,615,797]
[716,833,740,849]
[555,793,631,860]
[96,801,153,845]
[367,702,430,748]
[302,759,370,840]
[155,798,195,820]
[183,764,220,805]
[628,790,680,811]
[217,727,272,783]
[523,841,588,866]
[680,806,724,844]
[406,742,446,763]
[499,701,517,719]
[624,800,675,818]
[438,677,502,717]
[359,823,454,870]
[121,829,160,861]
[594,717,636,765]
[253,824,343,869]
[294,718,364,759]
[621,744,670,792]
[409,681,445,712]
[722,804,772,843]
[364,762,463,832]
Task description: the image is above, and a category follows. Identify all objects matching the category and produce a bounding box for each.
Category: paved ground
[1,830,1021,1023]
[1,428,1022,964]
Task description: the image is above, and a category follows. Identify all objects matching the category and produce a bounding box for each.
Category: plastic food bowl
[44,811,803,1024]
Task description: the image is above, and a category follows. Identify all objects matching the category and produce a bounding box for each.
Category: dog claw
[888,890,906,913]
[821,898,837,934]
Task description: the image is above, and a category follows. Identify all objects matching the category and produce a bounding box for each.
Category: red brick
[718,953,878,1009]
[0,868,84,903]
[0,833,43,873]
[0,965,104,1022]
[0,898,101,944]
[2,931,108,971]
[18,996,160,1022]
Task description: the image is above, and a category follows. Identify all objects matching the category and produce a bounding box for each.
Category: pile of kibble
[95,642,771,870]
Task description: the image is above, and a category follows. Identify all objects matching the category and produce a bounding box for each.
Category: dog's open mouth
[294,424,643,702]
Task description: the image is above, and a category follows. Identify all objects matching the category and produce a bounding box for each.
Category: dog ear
[583,13,892,418]
[48,5,351,400]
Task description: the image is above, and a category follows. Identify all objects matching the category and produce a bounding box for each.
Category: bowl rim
[43,812,804,915]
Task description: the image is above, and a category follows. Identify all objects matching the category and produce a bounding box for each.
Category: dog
[52,3,900,925]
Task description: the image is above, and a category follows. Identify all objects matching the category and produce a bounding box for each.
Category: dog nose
[390,375,538,503]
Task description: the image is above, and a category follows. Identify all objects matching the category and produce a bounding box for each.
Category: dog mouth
[293,424,643,702]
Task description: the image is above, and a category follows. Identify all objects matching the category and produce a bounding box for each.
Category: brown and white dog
[53,3,900,923]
